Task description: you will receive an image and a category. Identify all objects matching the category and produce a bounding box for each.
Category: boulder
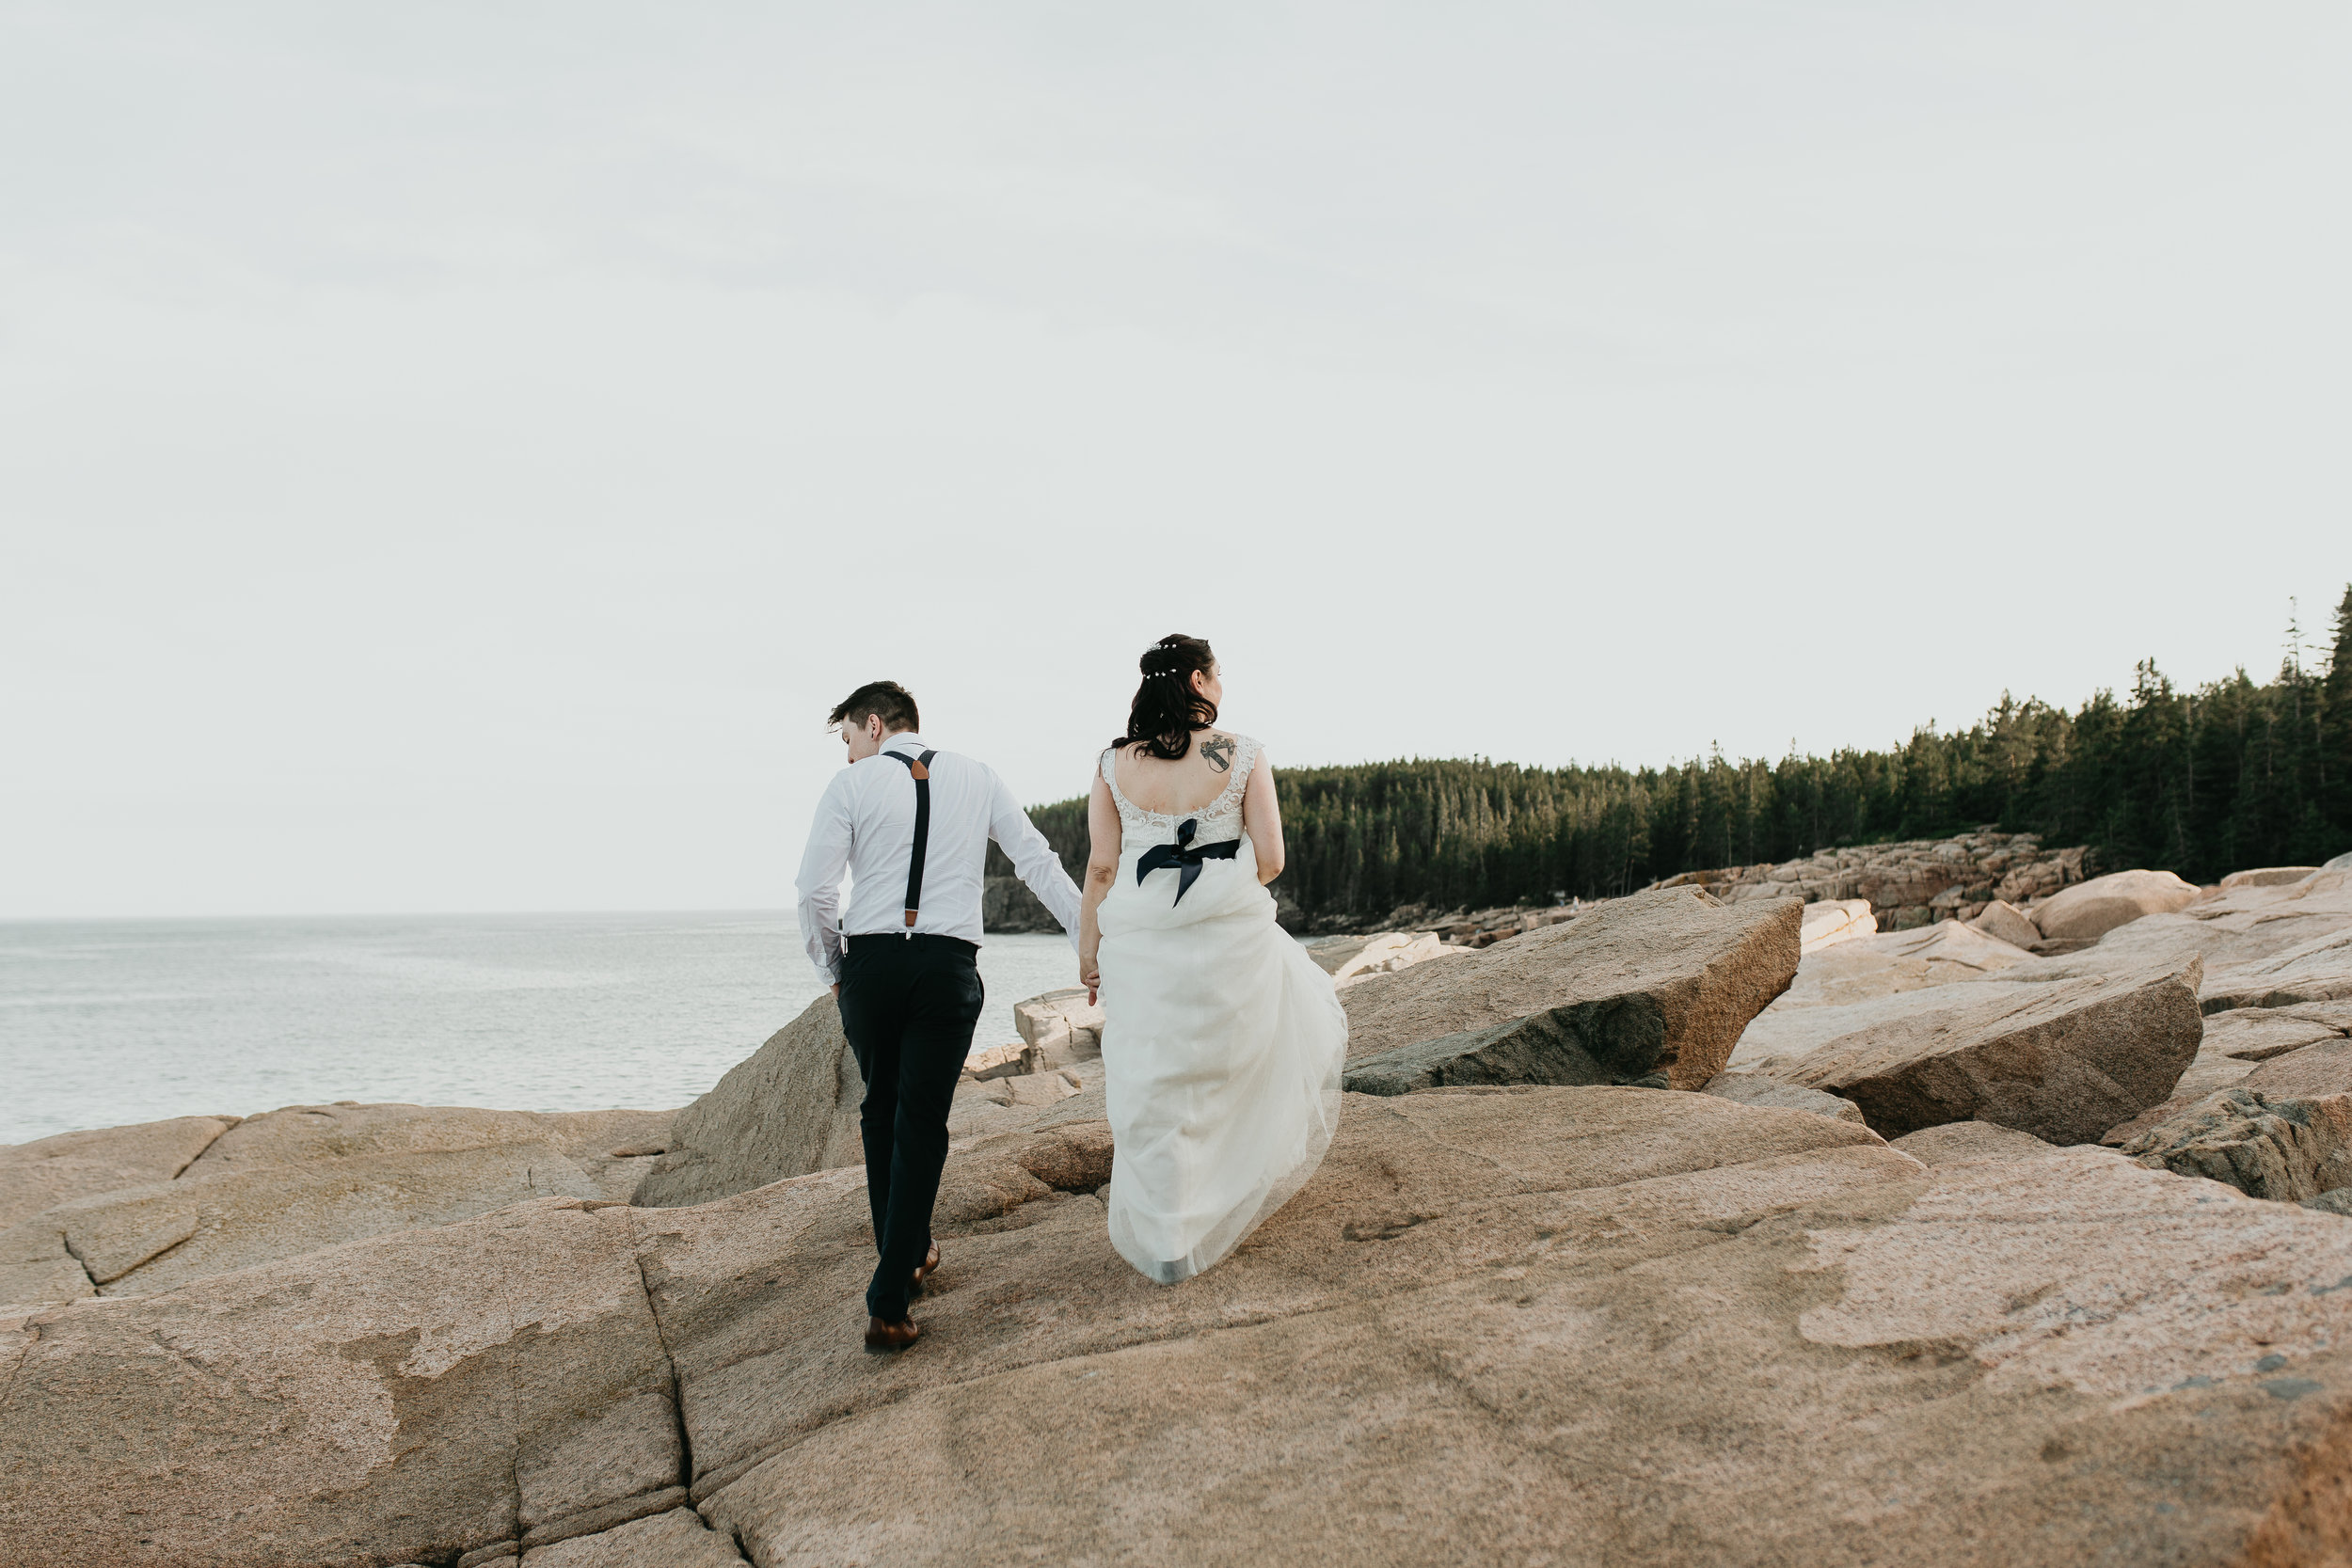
[1740,921,2034,1031]
[1700,1070,1866,1124]
[1888,1120,2067,1167]
[2201,1006,2345,1062]
[1328,930,1467,988]
[991,1070,1083,1108]
[186,1101,563,1170]
[2035,869,2194,938]
[2221,866,2321,891]
[25,1088,2352,1564]
[1338,887,1800,1091]
[2242,1039,2352,1101]
[633,998,861,1208]
[1301,934,1373,974]
[1798,897,1875,955]
[0,1116,236,1230]
[1013,988,1104,1065]
[0,1235,94,1313]
[2044,868,2352,1012]
[519,1507,747,1566]
[0,1197,684,1568]
[2100,1042,2268,1148]
[0,1104,618,1307]
[528,1109,680,1201]
[2031,868,2201,943]
[1777,961,2204,1144]
[1967,899,2042,949]
[1343,1007,1672,1096]
[2120,1087,2352,1201]
[97,1143,604,1296]
[2094,1019,2352,1150]
[2326,848,2352,872]
[963,1040,1041,1081]
[667,1091,2352,1566]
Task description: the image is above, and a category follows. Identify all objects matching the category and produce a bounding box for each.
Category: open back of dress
[1095,736,1347,1283]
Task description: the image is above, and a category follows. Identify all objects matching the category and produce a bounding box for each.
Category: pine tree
[2324,583,2352,852]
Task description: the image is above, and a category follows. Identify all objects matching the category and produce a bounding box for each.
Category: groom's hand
[831,983,841,1002]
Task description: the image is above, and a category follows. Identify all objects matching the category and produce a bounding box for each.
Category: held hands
[1079,955,1100,1007]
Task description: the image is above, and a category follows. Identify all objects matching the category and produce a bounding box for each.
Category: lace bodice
[1102,734,1261,846]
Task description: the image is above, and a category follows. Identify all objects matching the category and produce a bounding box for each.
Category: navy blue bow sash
[1136,817,1241,905]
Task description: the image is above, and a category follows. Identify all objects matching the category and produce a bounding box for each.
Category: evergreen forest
[997,587,2352,926]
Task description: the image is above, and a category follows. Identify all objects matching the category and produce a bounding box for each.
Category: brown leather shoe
[911,1241,942,1292]
[864,1315,919,1352]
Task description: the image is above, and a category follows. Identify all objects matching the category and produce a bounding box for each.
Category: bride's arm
[1076,772,1121,1003]
[1240,752,1285,886]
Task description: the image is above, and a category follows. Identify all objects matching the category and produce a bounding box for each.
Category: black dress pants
[835,933,985,1321]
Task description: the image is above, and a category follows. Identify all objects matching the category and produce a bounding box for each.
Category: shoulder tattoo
[1200,735,1235,773]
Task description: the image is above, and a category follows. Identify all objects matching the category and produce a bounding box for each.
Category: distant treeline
[995,587,2352,924]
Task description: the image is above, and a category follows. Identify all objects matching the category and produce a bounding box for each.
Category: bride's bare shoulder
[1198,730,1251,776]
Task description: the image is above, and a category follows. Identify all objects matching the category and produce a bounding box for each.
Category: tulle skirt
[1096,836,1346,1283]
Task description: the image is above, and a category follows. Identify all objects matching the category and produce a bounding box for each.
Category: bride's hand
[1081,965,1100,1006]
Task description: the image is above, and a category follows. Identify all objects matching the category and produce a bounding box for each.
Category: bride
[1076,633,1347,1283]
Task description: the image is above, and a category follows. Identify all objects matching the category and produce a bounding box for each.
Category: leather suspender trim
[883,749,938,930]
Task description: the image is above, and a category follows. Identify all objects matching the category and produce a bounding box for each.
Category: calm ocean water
[0,914,1085,1147]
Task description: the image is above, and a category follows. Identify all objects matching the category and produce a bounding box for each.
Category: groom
[795,680,1083,1351]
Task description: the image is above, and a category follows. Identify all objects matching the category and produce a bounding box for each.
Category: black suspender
[882,749,938,931]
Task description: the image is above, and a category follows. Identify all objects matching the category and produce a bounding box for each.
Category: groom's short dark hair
[829,680,919,735]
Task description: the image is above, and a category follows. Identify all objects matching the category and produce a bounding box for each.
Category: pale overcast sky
[3,3,2347,917]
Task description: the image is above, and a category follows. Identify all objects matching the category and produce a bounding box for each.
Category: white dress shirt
[795,733,1084,984]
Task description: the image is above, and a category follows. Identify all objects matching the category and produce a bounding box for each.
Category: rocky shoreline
[5,849,2352,1563]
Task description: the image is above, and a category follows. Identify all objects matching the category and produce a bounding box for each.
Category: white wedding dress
[1095,736,1347,1283]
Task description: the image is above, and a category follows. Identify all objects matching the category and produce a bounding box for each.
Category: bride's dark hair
[1116,633,1217,760]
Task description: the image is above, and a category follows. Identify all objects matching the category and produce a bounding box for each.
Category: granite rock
[633,997,862,1208]
[1339,887,1799,1091]
[0,1116,236,1230]
[2031,868,2202,943]
[520,1507,746,1567]
[1777,961,2204,1144]
[2053,867,2352,1012]
[24,1086,2352,1565]
[0,1198,683,1568]
[1968,899,2042,950]
[1700,1070,1867,1124]
[1887,1119,2068,1167]
[2120,1087,2352,1202]
[2221,866,2323,891]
